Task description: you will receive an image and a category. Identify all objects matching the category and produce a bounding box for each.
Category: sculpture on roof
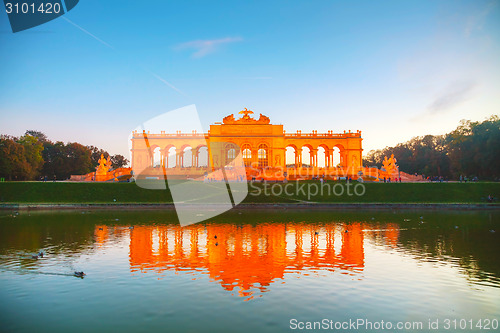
[222,108,271,124]
[238,108,254,119]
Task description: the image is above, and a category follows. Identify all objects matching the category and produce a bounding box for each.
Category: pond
[0,209,499,332]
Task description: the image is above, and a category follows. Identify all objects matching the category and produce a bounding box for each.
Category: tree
[1,131,129,180]
[88,145,109,168]
[0,136,29,180]
[18,134,44,179]
[446,115,500,179]
[42,142,93,180]
[363,116,499,179]
[110,154,129,169]
[65,143,93,176]
[25,130,48,143]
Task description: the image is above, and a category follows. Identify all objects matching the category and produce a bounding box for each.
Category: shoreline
[1,202,499,210]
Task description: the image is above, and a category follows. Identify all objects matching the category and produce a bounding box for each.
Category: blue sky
[1,0,499,158]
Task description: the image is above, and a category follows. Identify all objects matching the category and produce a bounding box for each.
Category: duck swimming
[31,251,44,259]
[74,271,85,277]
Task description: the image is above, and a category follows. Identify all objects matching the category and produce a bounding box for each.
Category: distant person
[53,175,56,182]
[383,177,386,183]
[487,194,493,203]
[459,175,463,183]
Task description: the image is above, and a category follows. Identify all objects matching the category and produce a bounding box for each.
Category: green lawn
[0,181,499,205]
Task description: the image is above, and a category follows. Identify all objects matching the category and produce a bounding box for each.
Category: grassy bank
[0,181,499,204]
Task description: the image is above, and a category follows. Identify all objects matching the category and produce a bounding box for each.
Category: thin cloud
[464,1,497,37]
[63,17,184,96]
[427,80,477,114]
[62,17,114,49]
[175,37,243,58]
[146,70,187,96]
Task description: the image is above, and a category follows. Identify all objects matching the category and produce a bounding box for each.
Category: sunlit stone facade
[130,109,363,179]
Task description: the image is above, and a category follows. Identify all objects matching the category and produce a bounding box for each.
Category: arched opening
[197,146,208,167]
[301,146,311,168]
[286,145,297,167]
[152,146,161,167]
[317,146,326,168]
[225,143,237,165]
[258,144,268,168]
[241,144,252,167]
[227,148,236,159]
[332,146,342,168]
[182,146,193,168]
[166,147,176,168]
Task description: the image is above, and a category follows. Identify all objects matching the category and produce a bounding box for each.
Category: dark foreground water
[0,209,499,332]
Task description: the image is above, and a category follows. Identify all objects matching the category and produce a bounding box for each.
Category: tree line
[363,115,500,180]
[0,130,128,180]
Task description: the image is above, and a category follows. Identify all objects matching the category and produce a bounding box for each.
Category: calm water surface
[0,209,499,332]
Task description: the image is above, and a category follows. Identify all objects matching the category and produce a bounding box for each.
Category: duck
[74,271,85,277]
[31,251,44,259]
[214,235,217,239]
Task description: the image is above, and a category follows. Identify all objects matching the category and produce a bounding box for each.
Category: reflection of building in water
[95,225,130,248]
[95,225,109,247]
[124,223,367,300]
[385,223,400,248]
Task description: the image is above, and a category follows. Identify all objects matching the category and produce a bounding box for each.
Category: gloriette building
[130,109,363,179]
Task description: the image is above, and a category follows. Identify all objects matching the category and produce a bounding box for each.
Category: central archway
[258,144,269,168]
[241,144,252,167]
